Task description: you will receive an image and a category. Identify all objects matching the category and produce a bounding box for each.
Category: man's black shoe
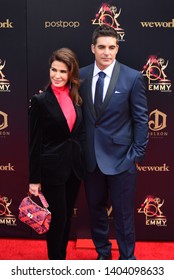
[97,254,112,260]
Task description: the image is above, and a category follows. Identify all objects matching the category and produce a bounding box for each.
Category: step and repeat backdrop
[0,0,174,240]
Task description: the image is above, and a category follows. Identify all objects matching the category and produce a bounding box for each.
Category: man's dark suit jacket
[29,86,85,185]
[79,61,149,175]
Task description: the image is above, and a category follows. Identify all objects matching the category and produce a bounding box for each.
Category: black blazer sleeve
[29,95,42,183]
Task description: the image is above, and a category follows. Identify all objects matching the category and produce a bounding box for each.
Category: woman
[29,48,85,260]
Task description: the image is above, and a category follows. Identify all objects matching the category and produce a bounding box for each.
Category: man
[80,25,148,260]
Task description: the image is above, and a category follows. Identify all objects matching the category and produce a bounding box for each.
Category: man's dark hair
[92,24,119,45]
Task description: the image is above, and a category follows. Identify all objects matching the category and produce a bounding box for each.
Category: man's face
[91,36,119,70]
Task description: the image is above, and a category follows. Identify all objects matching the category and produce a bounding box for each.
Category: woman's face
[50,60,69,87]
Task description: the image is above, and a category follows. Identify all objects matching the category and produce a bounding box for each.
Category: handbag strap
[28,192,49,208]
[38,192,49,208]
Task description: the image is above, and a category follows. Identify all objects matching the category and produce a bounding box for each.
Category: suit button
[95,123,98,128]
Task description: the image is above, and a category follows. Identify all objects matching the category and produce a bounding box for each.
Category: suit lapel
[46,89,82,134]
[82,65,96,117]
[83,62,121,120]
[98,61,120,119]
[45,90,70,134]
[72,104,82,133]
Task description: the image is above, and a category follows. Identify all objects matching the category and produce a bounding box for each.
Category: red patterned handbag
[18,192,51,234]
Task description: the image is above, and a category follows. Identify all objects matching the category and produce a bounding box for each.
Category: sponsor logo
[138,195,167,226]
[92,3,125,41]
[44,21,80,29]
[140,19,174,28]
[0,19,13,29]
[141,55,172,92]
[137,163,170,172]
[0,110,10,137]
[0,163,15,172]
[0,111,8,130]
[0,195,17,226]
[148,109,168,138]
[0,59,11,92]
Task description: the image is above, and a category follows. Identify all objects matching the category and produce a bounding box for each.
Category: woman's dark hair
[47,47,82,105]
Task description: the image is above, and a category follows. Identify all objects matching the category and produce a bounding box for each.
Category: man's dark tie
[94,71,106,117]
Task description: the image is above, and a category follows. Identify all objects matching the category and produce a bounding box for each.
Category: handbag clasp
[27,213,33,219]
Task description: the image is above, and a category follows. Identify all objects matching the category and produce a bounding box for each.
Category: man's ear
[91,44,95,54]
[116,44,119,54]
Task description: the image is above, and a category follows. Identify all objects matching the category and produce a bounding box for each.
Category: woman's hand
[29,183,41,196]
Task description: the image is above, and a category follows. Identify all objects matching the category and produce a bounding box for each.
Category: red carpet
[0,238,174,260]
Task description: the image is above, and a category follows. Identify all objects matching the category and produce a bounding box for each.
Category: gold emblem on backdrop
[0,59,11,92]
[0,111,8,130]
[0,195,16,226]
[0,111,10,137]
[92,3,125,41]
[142,55,172,92]
[138,195,167,227]
[149,109,167,131]
[148,109,168,138]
